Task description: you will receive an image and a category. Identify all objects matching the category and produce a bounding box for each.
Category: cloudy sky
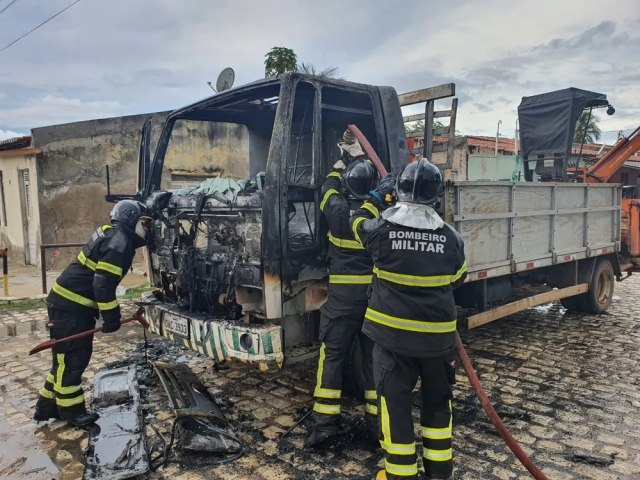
[1,0,639,144]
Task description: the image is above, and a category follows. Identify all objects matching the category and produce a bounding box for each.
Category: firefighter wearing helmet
[33,200,153,427]
[351,158,467,480]
[305,129,380,448]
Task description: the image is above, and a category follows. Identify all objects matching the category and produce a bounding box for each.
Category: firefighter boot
[66,411,99,428]
[304,413,340,448]
[33,396,60,422]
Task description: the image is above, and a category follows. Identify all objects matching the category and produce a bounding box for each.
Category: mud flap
[152,361,243,465]
[83,366,149,480]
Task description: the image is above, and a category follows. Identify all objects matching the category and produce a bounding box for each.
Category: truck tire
[561,258,615,314]
[581,258,615,314]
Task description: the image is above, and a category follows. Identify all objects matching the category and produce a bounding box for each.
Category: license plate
[163,314,189,338]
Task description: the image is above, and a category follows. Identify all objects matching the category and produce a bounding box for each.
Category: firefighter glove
[102,318,121,333]
[369,175,396,207]
[332,160,347,172]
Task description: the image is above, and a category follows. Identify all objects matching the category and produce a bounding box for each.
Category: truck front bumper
[141,292,284,371]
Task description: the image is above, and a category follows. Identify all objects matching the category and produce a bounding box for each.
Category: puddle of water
[0,418,58,479]
[0,319,47,339]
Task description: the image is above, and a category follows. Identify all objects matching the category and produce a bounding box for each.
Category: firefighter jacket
[350,202,467,357]
[47,223,137,325]
[319,171,378,313]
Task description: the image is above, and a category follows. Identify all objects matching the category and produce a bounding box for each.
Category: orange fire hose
[456,333,548,479]
[350,125,548,479]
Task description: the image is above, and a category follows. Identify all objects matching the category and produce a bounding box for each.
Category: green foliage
[298,62,340,79]
[405,120,445,135]
[574,111,601,144]
[122,282,153,300]
[0,297,45,313]
[264,47,298,77]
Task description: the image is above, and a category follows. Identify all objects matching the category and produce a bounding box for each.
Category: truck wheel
[560,258,615,314]
[581,258,615,314]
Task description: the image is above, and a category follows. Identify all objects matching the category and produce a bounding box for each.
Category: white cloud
[0,129,27,141]
[0,95,122,130]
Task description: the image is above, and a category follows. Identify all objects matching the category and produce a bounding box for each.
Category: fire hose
[347,124,548,480]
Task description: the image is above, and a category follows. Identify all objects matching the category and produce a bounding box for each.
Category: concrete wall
[32,112,170,269]
[32,112,250,270]
[467,155,524,181]
[0,151,41,265]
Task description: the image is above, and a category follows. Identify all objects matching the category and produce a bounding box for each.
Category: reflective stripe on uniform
[329,274,372,284]
[380,440,416,455]
[373,262,468,288]
[351,216,366,243]
[385,461,419,477]
[55,354,65,393]
[365,403,378,415]
[365,308,457,333]
[39,388,55,399]
[52,282,98,309]
[77,251,97,271]
[320,189,339,212]
[96,261,123,277]
[97,299,119,311]
[54,383,82,395]
[380,396,416,455]
[423,448,453,462]
[364,389,377,401]
[56,394,85,408]
[326,171,341,179]
[362,201,379,218]
[314,387,341,399]
[313,403,341,415]
[327,233,365,250]
[46,373,55,383]
[421,424,452,440]
[315,343,327,393]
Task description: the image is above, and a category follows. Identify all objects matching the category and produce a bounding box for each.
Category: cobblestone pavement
[0,276,639,480]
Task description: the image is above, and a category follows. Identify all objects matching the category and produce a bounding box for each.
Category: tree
[298,62,340,79]
[574,111,602,144]
[405,120,445,135]
[264,47,298,77]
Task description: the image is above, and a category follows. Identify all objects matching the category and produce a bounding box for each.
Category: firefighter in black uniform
[305,130,380,448]
[33,200,153,427]
[351,159,467,480]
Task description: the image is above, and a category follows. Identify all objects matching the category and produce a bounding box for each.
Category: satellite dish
[216,67,235,92]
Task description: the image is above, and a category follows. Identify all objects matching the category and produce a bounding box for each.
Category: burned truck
[130,74,413,370]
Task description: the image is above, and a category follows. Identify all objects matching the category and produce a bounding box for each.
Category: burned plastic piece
[83,366,148,480]
[152,361,242,465]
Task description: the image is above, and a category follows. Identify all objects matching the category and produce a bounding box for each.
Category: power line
[0,0,20,16]
[0,0,81,54]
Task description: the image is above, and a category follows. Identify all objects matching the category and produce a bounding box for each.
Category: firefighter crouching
[33,200,153,427]
[351,159,467,480]
[305,130,380,448]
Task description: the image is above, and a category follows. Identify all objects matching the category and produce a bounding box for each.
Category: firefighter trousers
[374,342,456,480]
[35,306,96,420]
[312,306,376,426]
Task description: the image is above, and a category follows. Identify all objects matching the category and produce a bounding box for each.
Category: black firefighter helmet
[111,200,153,241]
[396,158,443,205]
[342,158,377,200]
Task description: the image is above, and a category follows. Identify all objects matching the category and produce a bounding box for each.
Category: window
[320,86,378,175]
[0,171,6,226]
[22,170,32,218]
[621,172,629,185]
[286,82,317,250]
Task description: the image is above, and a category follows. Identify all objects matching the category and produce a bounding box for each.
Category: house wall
[0,152,41,265]
[467,155,524,181]
[32,112,250,270]
[609,167,640,185]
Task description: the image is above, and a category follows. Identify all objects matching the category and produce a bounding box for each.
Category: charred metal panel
[143,292,284,370]
[84,367,148,480]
